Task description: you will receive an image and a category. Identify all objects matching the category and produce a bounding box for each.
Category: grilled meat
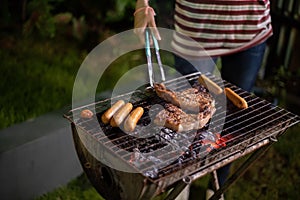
[154,83,215,113]
[153,83,216,132]
[154,103,216,132]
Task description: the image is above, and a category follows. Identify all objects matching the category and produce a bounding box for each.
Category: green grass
[226,125,300,200]
[0,35,151,129]
[0,36,85,129]
[35,174,105,200]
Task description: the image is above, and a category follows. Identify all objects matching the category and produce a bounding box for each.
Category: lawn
[0,34,147,129]
[0,35,84,129]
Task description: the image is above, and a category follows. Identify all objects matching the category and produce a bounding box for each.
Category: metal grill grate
[64,72,300,189]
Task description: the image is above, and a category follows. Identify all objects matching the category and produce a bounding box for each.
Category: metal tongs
[145,28,165,87]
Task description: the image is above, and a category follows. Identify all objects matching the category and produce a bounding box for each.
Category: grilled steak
[154,103,215,132]
[154,83,215,113]
[153,83,216,132]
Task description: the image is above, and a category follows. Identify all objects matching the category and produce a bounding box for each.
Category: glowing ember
[197,131,229,152]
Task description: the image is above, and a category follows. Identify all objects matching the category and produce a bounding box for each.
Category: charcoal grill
[64,72,300,200]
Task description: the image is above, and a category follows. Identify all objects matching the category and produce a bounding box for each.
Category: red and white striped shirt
[171,0,273,57]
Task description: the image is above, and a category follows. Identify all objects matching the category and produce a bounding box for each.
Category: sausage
[124,107,144,132]
[80,109,94,119]
[101,100,125,124]
[224,87,248,109]
[198,74,223,95]
[110,103,133,127]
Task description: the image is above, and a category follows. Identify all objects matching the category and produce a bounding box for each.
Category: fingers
[134,25,161,45]
[138,32,145,44]
[133,7,161,43]
[149,27,161,41]
[134,27,146,44]
[134,12,148,44]
[148,17,161,41]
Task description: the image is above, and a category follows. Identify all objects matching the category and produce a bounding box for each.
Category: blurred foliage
[1,0,138,48]
[28,0,135,39]
[23,0,63,38]
[1,0,175,45]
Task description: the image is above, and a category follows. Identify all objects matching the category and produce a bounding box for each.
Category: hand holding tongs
[144,28,165,87]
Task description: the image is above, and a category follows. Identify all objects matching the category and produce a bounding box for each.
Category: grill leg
[164,180,190,200]
[175,184,190,200]
[211,170,224,200]
[209,142,274,200]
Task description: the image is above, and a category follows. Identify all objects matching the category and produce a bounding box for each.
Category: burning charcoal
[201,131,218,141]
[148,156,162,165]
[162,127,173,134]
[191,142,209,157]
[177,156,184,166]
[191,150,197,159]
[177,150,191,164]
[165,134,172,141]
[143,168,159,179]
[184,150,193,158]
[169,140,180,151]
[190,142,201,152]
[161,128,177,140]
[155,134,161,141]
[197,134,205,141]
[130,148,146,167]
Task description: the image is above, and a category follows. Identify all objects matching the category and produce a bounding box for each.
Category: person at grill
[134,0,272,198]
